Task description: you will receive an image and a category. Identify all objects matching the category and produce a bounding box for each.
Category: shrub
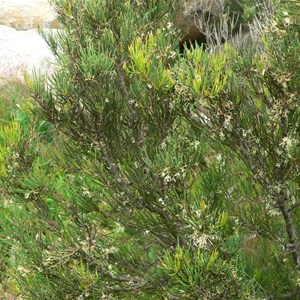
[1,0,300,299]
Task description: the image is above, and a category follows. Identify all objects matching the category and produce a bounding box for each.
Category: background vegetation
[0,0,300,299]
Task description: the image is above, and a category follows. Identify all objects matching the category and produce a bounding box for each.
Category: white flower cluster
[280,136,295,151]
[115,222,125,233]
[190,231,213,250]
[163,21,177,36]
[160,165,188,185]
[2,197,13,208]
[215,153,225,167]
[82,186,93,198]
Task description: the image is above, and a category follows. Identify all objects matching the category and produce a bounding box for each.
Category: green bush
[1,0,300,299]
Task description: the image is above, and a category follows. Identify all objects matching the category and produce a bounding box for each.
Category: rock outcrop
[0,0,60,29]
[0,25,56,83]
[176,0,224,48]
[176,0,250,50]
[0,0,58,83]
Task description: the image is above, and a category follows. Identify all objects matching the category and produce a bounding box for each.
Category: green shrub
[1,1,300,299]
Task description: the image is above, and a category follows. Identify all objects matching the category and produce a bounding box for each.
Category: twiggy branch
[116,62,145,148]
[232,130,300,268]
[276,191,300,267]
[100,141,190,248]
[101,143,132,195]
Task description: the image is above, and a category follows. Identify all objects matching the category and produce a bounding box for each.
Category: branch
[116,62,145,148]
[276,191,300,267]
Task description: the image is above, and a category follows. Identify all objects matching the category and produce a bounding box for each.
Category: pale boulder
[0,0,60,29]
[0,25,55,82]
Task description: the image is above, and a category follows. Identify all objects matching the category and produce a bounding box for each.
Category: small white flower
[269,208,280,217]
[281,136,293,149]
[195,210,202,218]
[166,22,173,29]
[82,187,92,198]
[13,152,20,159]
[168,51,176,59]
[194,140,200,148]
[163,175,172,183]
[115,223,125,233]
[284,17,291,26]
[216,153,222,162]
[158,198,165,205]
[219,131,225,141]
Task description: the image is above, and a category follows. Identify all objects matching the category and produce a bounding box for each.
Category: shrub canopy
[1,0,300,299]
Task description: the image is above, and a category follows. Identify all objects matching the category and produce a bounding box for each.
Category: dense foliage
[1,0,300,299]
